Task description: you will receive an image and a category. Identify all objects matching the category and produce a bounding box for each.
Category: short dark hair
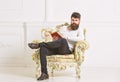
[71,12,81,19]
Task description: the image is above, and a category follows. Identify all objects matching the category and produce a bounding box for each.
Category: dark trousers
[39,38,71,74]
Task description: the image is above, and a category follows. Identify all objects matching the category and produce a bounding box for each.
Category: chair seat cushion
[47,54,75,62]
[47,54,74,59]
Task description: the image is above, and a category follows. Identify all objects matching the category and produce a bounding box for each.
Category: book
[51,32,62,40]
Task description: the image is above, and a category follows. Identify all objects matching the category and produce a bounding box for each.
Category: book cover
[51,32,62,40]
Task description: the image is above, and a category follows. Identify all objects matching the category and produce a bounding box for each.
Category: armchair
[31,23,89,78]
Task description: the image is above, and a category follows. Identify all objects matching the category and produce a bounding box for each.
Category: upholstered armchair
[31,23,89,78]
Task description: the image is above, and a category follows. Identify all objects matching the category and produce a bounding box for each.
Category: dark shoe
[28,43,39,49]
[37,73,49,81]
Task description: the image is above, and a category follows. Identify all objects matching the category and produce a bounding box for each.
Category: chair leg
[51,68,54,77]
[76,64,80,78]
[36,62,40,78]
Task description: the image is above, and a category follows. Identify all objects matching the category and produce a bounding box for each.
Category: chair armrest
[32,39,45,43]
[74,40,89,62]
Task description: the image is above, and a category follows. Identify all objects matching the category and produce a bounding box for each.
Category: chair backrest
[56,22,69,31]
[83,28,86,40]
[40,23,69,42]
[41,23,87,42]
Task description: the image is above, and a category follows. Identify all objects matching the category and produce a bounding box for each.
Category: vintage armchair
[31,23,89,78]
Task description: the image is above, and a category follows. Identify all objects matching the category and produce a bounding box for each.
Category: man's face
[70,17,80,30]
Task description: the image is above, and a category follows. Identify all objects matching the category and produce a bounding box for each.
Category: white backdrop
[0,0,120,67]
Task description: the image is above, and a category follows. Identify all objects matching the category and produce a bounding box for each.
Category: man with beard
[28,12,84,81]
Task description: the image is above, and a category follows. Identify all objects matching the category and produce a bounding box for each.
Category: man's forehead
[71,17,79,20]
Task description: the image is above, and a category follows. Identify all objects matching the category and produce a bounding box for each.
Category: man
[28,12,83,81]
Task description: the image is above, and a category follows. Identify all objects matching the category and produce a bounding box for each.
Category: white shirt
[59,26,84,51]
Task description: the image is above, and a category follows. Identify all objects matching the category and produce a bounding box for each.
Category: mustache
[71,23,77,26]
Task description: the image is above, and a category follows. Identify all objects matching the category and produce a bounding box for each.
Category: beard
[70,23,79,30]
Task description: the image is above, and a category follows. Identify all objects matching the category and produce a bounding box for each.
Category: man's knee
[60,38,67,44]
[39,42,46,47]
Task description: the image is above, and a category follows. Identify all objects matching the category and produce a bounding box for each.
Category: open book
[51,32,62,40]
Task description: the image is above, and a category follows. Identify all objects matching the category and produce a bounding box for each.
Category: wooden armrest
[74,40,89,62]
[75,40,89,50]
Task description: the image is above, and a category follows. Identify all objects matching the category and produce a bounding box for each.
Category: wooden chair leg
[76,64,80,78]
[36,62,40,78]
[51,68,54,77]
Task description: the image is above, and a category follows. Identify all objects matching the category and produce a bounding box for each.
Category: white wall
[0,0,120,67]
[0,22,25,66]
[83,22,120,67]
[0,0,45,22]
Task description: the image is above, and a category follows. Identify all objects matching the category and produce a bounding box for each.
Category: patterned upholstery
[31,23,89,78]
